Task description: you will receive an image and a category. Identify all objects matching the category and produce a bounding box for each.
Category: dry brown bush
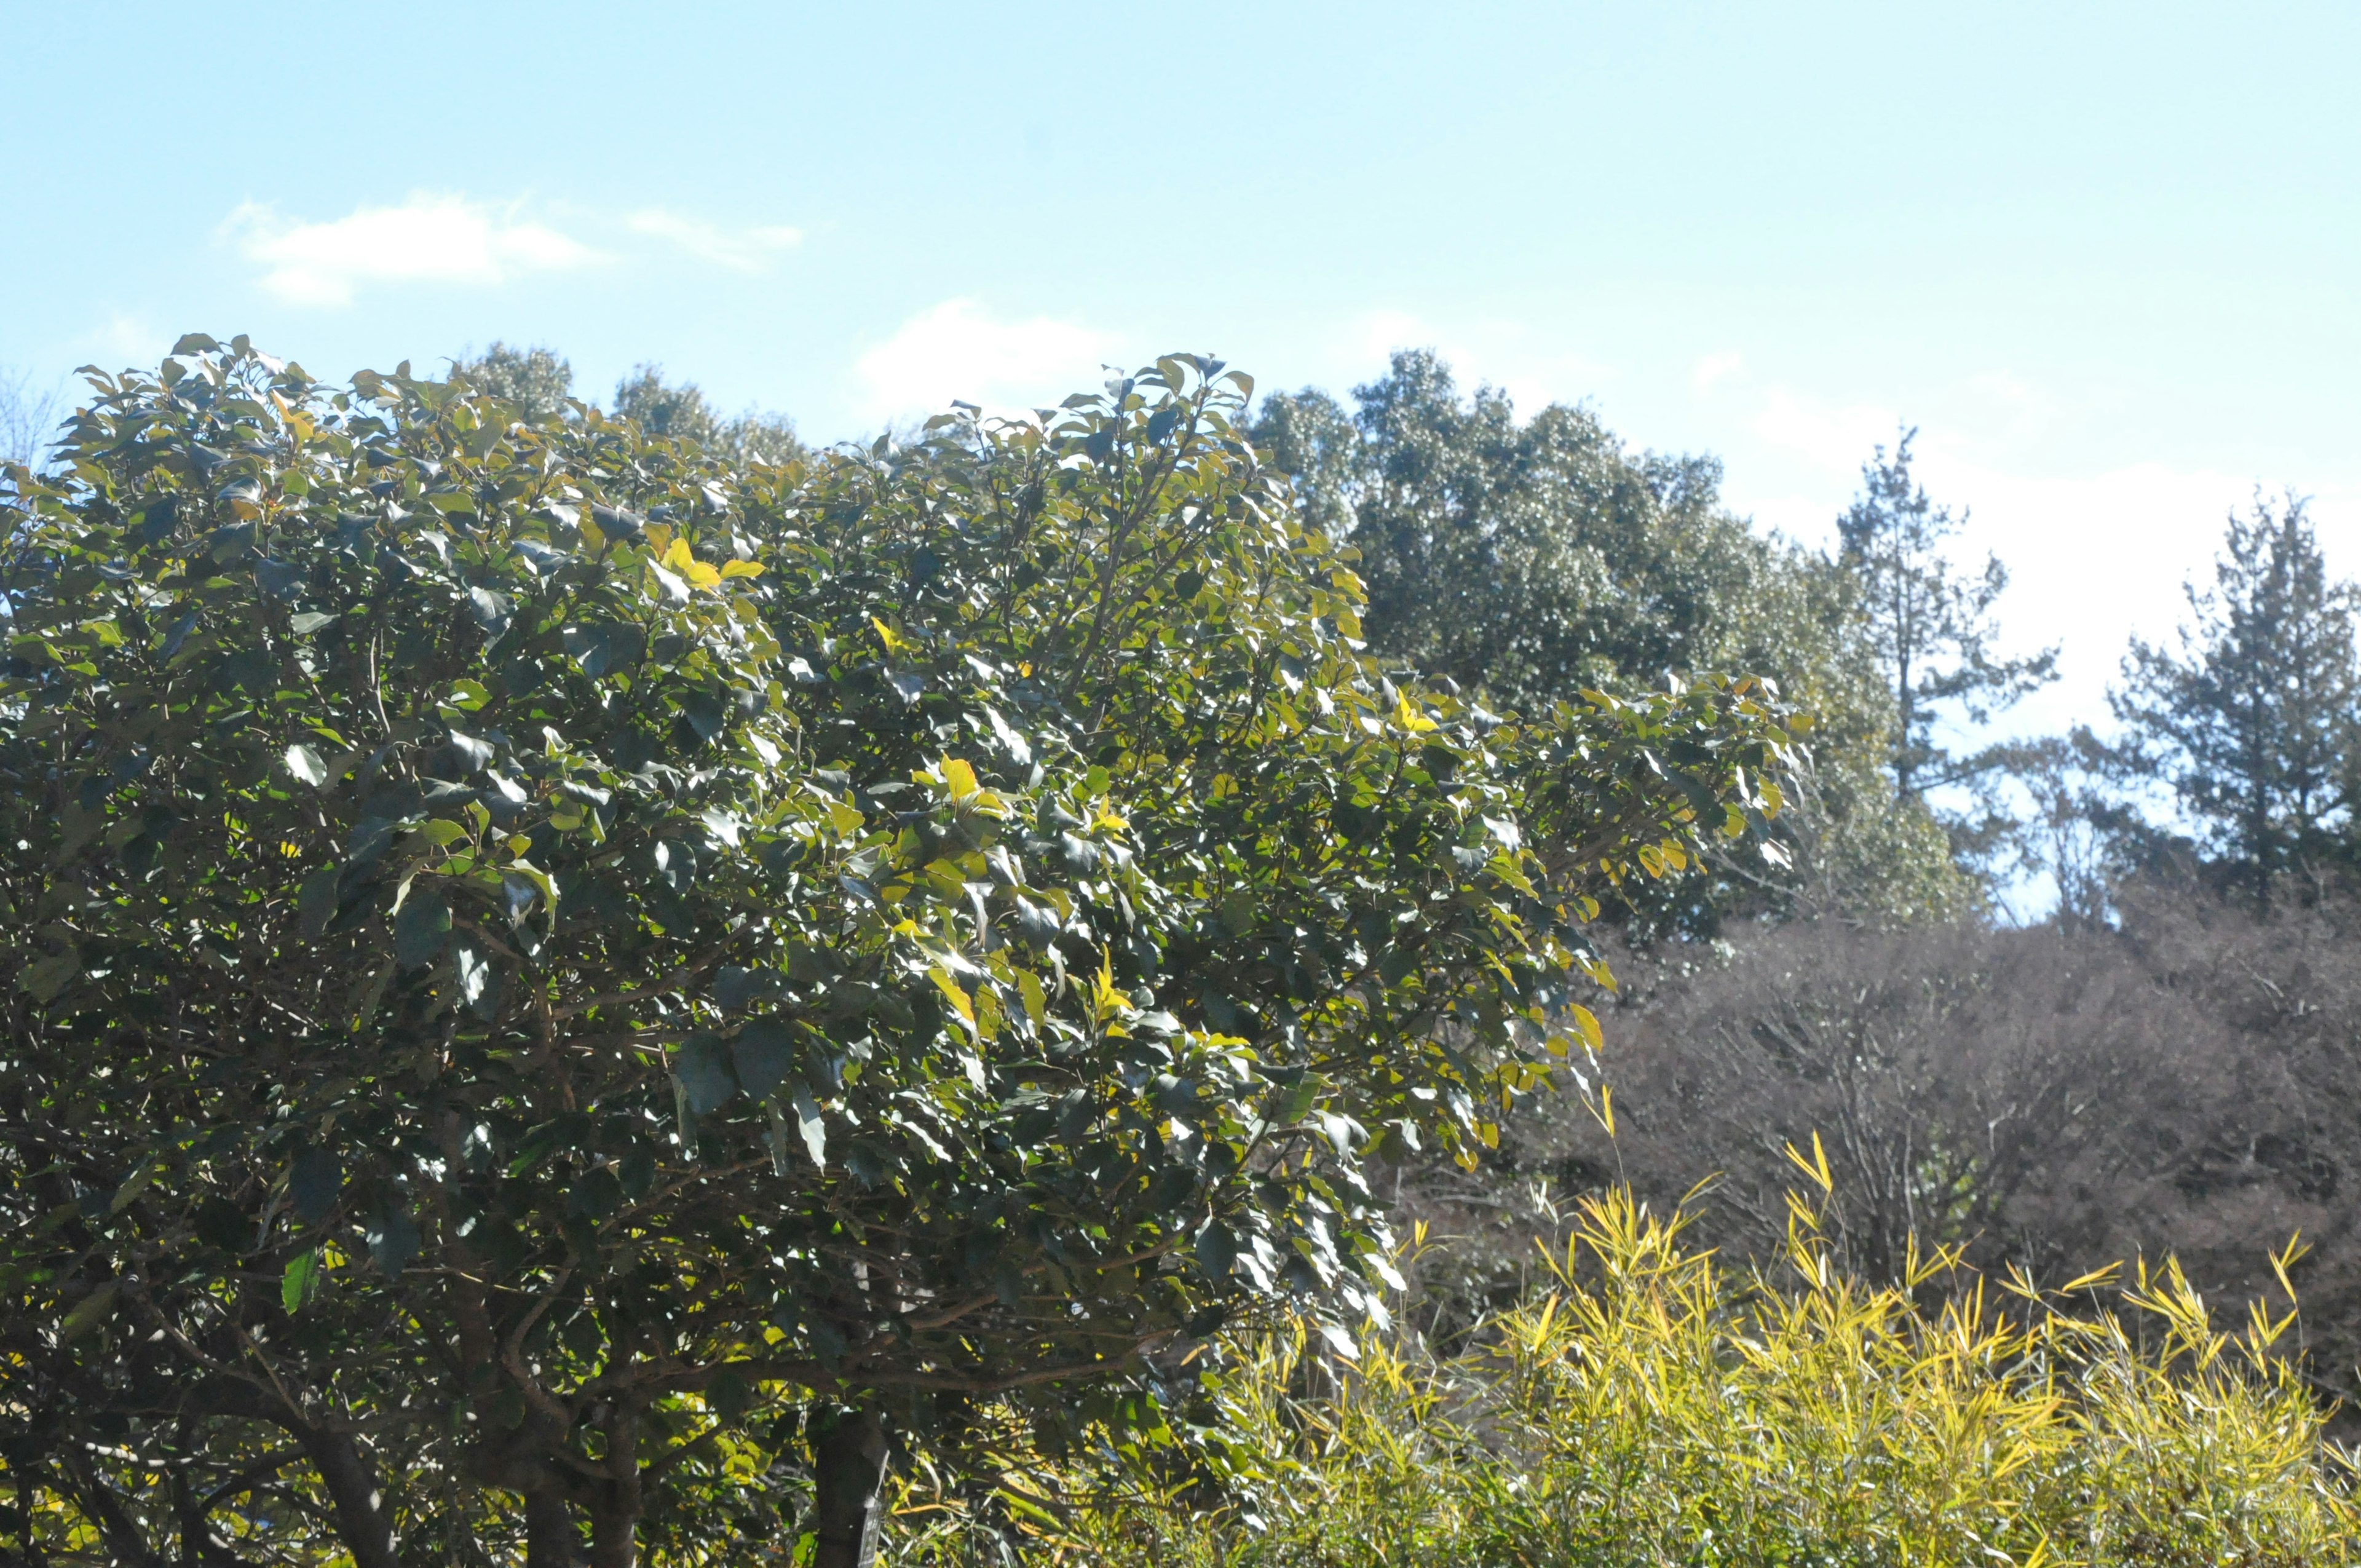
[1391,886,2361,1413]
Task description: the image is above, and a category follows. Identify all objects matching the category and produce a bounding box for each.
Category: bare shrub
[1396,890,2361,1408]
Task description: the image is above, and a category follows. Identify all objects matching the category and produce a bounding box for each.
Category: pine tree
[2112,492,2359,898]
[1837,428,2056,804]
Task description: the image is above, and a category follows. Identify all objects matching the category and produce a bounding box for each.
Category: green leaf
[289,1147,341,1223]
[731,1020,795,1100]
[673,1034,737,1115]
[282,1248,321,1312]
[18,949,78,1002]
[364,1203,420,1277]
[1264,1072,1324,1127]
[59,1280,120,1344]
[298,866,341,938]
[394,894,451,970]
[285,743,330,788]
[790,1085,827,1166]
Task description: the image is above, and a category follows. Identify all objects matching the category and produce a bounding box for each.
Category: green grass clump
[895,1183,2357,1566]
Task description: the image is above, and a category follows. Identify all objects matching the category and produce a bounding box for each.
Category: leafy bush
[891,1192,2359,1566]
[0,338,1785,1566]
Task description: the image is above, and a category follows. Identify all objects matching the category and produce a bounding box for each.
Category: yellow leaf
[1091,950,1121,1020]
[662,537,694,572]
[1018,971,1046,1026]
[643,523,674,553]
[929,966,978,1037]
[871,616,909,652]
[1394,692,1437,734]
[941,758,979,800]
[1568,1004,1604,1053]
[579,513,608,552]
[684,560,722,592]
[720,559,764,579]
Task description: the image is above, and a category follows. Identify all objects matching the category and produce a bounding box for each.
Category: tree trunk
[585,1402,643,1568]
[293,1426,401,1568]
[810,1407,888,1568]
[524,1486,582,1568]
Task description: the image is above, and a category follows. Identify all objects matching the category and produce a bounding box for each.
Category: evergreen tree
[1254,354,1975,930]
[1837,429,2055,804]
[452,341,575,423]
[2112,491,2359,898]
[613,363,805,466]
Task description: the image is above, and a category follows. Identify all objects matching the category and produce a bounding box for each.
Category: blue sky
[6,1,2357,753]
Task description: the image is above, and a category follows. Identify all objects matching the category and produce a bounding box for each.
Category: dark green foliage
[2112,491,2359,897]
[454,341,577,425]
[1254,350,1969,930]
[612,362,805,467]
[0,337,1784,1564]
[1257,351,1770,712]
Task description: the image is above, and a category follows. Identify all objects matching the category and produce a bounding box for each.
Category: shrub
[890,1192,2359,1566]
[0,339,1785,1567]
[1471,895,2361,1419]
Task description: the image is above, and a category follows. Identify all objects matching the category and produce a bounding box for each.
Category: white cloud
[1692,352,1744,392]
[82,312,160,366]
[225,193,599,307]
[1750,384,1903,478]
[627,209,802,272]
[854,299,1118,419]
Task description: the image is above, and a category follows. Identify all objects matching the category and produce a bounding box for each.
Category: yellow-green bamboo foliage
[894,1181,2357,1566]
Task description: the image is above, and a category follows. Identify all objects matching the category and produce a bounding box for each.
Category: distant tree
[613,363,805,467]
[0,365,61,470]
[453,341,576,423]
[611,362,719,443]
[1255,352,1972,930]
[1836,429,2055,806]
[2111,492,2359,900]
[1984,727,2142,928]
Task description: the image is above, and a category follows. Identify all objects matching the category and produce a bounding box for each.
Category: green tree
[612,363,805,468]
[1835,428,2055,806]
[455,341,579,424]
[1,338,1786,1567]
[1255,352,1969,929]
[2112,491,2359,900]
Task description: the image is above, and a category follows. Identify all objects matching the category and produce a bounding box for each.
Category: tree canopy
[0,336,1787,1567]
[1253,350,1969,930]
[1835,429,2055,808]
[2112,491,2359,898]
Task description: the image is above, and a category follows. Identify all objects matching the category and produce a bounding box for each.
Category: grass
[889,1176,2359,1566]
